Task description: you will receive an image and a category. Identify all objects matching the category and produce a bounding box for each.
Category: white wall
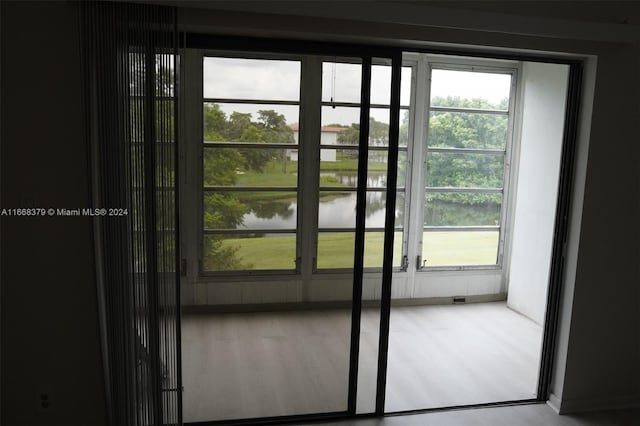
[507,62,569,325]
[320,130,338,161]
[291,129,338,161]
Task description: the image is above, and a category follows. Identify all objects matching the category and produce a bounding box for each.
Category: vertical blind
[80,2,181,425]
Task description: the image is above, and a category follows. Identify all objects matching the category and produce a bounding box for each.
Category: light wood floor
[385,302,542,411]
[182,301,542,423]
[292,405,640,426]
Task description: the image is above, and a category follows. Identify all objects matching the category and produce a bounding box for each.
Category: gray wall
[560,46,640,412]
[1,2,107,425]
[507,62,569,325]
[2,1,639,424]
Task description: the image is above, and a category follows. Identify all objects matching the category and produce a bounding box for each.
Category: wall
[1,2,107,425]
[506,62,569,325]
[557,45,640,413]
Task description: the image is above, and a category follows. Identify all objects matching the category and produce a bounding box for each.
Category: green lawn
[212,231,498,271]
[233,154,385,189]
[422,231,499,266]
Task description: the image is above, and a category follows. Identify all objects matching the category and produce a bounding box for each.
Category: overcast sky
[203,57,510,127]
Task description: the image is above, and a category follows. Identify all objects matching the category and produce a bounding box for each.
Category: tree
[239,124,272,173]
[336,117,391,147]
[227,112,252,141]
[202,105,249,270]
[203,103,227,140]
[427,96,507,197]
[201,105,299,269]
[256,109,294,173]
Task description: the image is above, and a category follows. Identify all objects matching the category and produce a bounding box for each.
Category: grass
[233,153,386,189]
[422,231,499,266]
[212,231,498,270]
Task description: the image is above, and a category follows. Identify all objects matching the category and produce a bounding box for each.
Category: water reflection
[320,172,387,188]
[241,192,390,230]
[318,192,387,228]
[237,172,404,230]
[242,201,298,229]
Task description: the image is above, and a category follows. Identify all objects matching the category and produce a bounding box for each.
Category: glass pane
[204,148,298,187]
[318,191,402,229]
[370,65,413,107]
[424,193,501,227]
[320,148,358,186]
[323,106,409,149]
[365,231,404,268]
[322,62,411,107]
[397,150,408,188]
[318,149,406,189]
[357,286,380,414]
[430,69,511,110]
[318,191,372,228]
[365,151,408,188]
[422,230,499,267]
[426,152,504,188]
[401,66,412,107]
[203,233,296,271]
[321,106,360,137]
[371,64,391,105]
[429,111,508,150]
[203,57,300,101]
[399,109,410,148]
[322,107,391,146]
[203,103,299,143]
[316,231,403,269]
[322,61,362,103]
[204,192,297,230]
[369,108,390,146]
[395,191,406,228]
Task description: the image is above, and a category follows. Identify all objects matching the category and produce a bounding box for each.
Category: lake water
[241,191,390,230]
[240,172,391,230]
[237,172,500,231]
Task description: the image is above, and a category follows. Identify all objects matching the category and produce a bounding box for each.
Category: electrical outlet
[36,389,52,412]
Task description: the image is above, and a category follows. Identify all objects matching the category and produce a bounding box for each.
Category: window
[420,66,514,269]
[316,60,412,270]
[201,56,301,272]
[185,51,518,278]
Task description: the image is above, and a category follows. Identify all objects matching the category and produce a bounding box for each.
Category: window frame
[313,57,414,273]
[416,58,519,272]
[183,49,522,279]
[196,50,305,277]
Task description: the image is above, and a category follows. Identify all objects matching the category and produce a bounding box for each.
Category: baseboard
[552,393,640,414]
[547,393,561,413]
[182,293,507,314]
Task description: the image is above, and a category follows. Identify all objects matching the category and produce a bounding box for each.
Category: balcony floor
[181,301,542,423]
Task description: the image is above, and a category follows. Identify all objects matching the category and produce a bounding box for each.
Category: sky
[202,57,511,128]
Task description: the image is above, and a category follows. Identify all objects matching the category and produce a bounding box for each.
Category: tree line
[203,96,508,269]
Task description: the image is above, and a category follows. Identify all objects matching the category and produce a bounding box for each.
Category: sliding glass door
[384,54,570,412]
[179,37,577,424]
[180,46,402,422]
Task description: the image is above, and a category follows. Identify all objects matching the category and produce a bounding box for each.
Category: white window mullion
[407,55,430,275]
[498,69,520,287]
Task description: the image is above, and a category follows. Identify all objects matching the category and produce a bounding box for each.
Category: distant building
[289,123,345,162]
